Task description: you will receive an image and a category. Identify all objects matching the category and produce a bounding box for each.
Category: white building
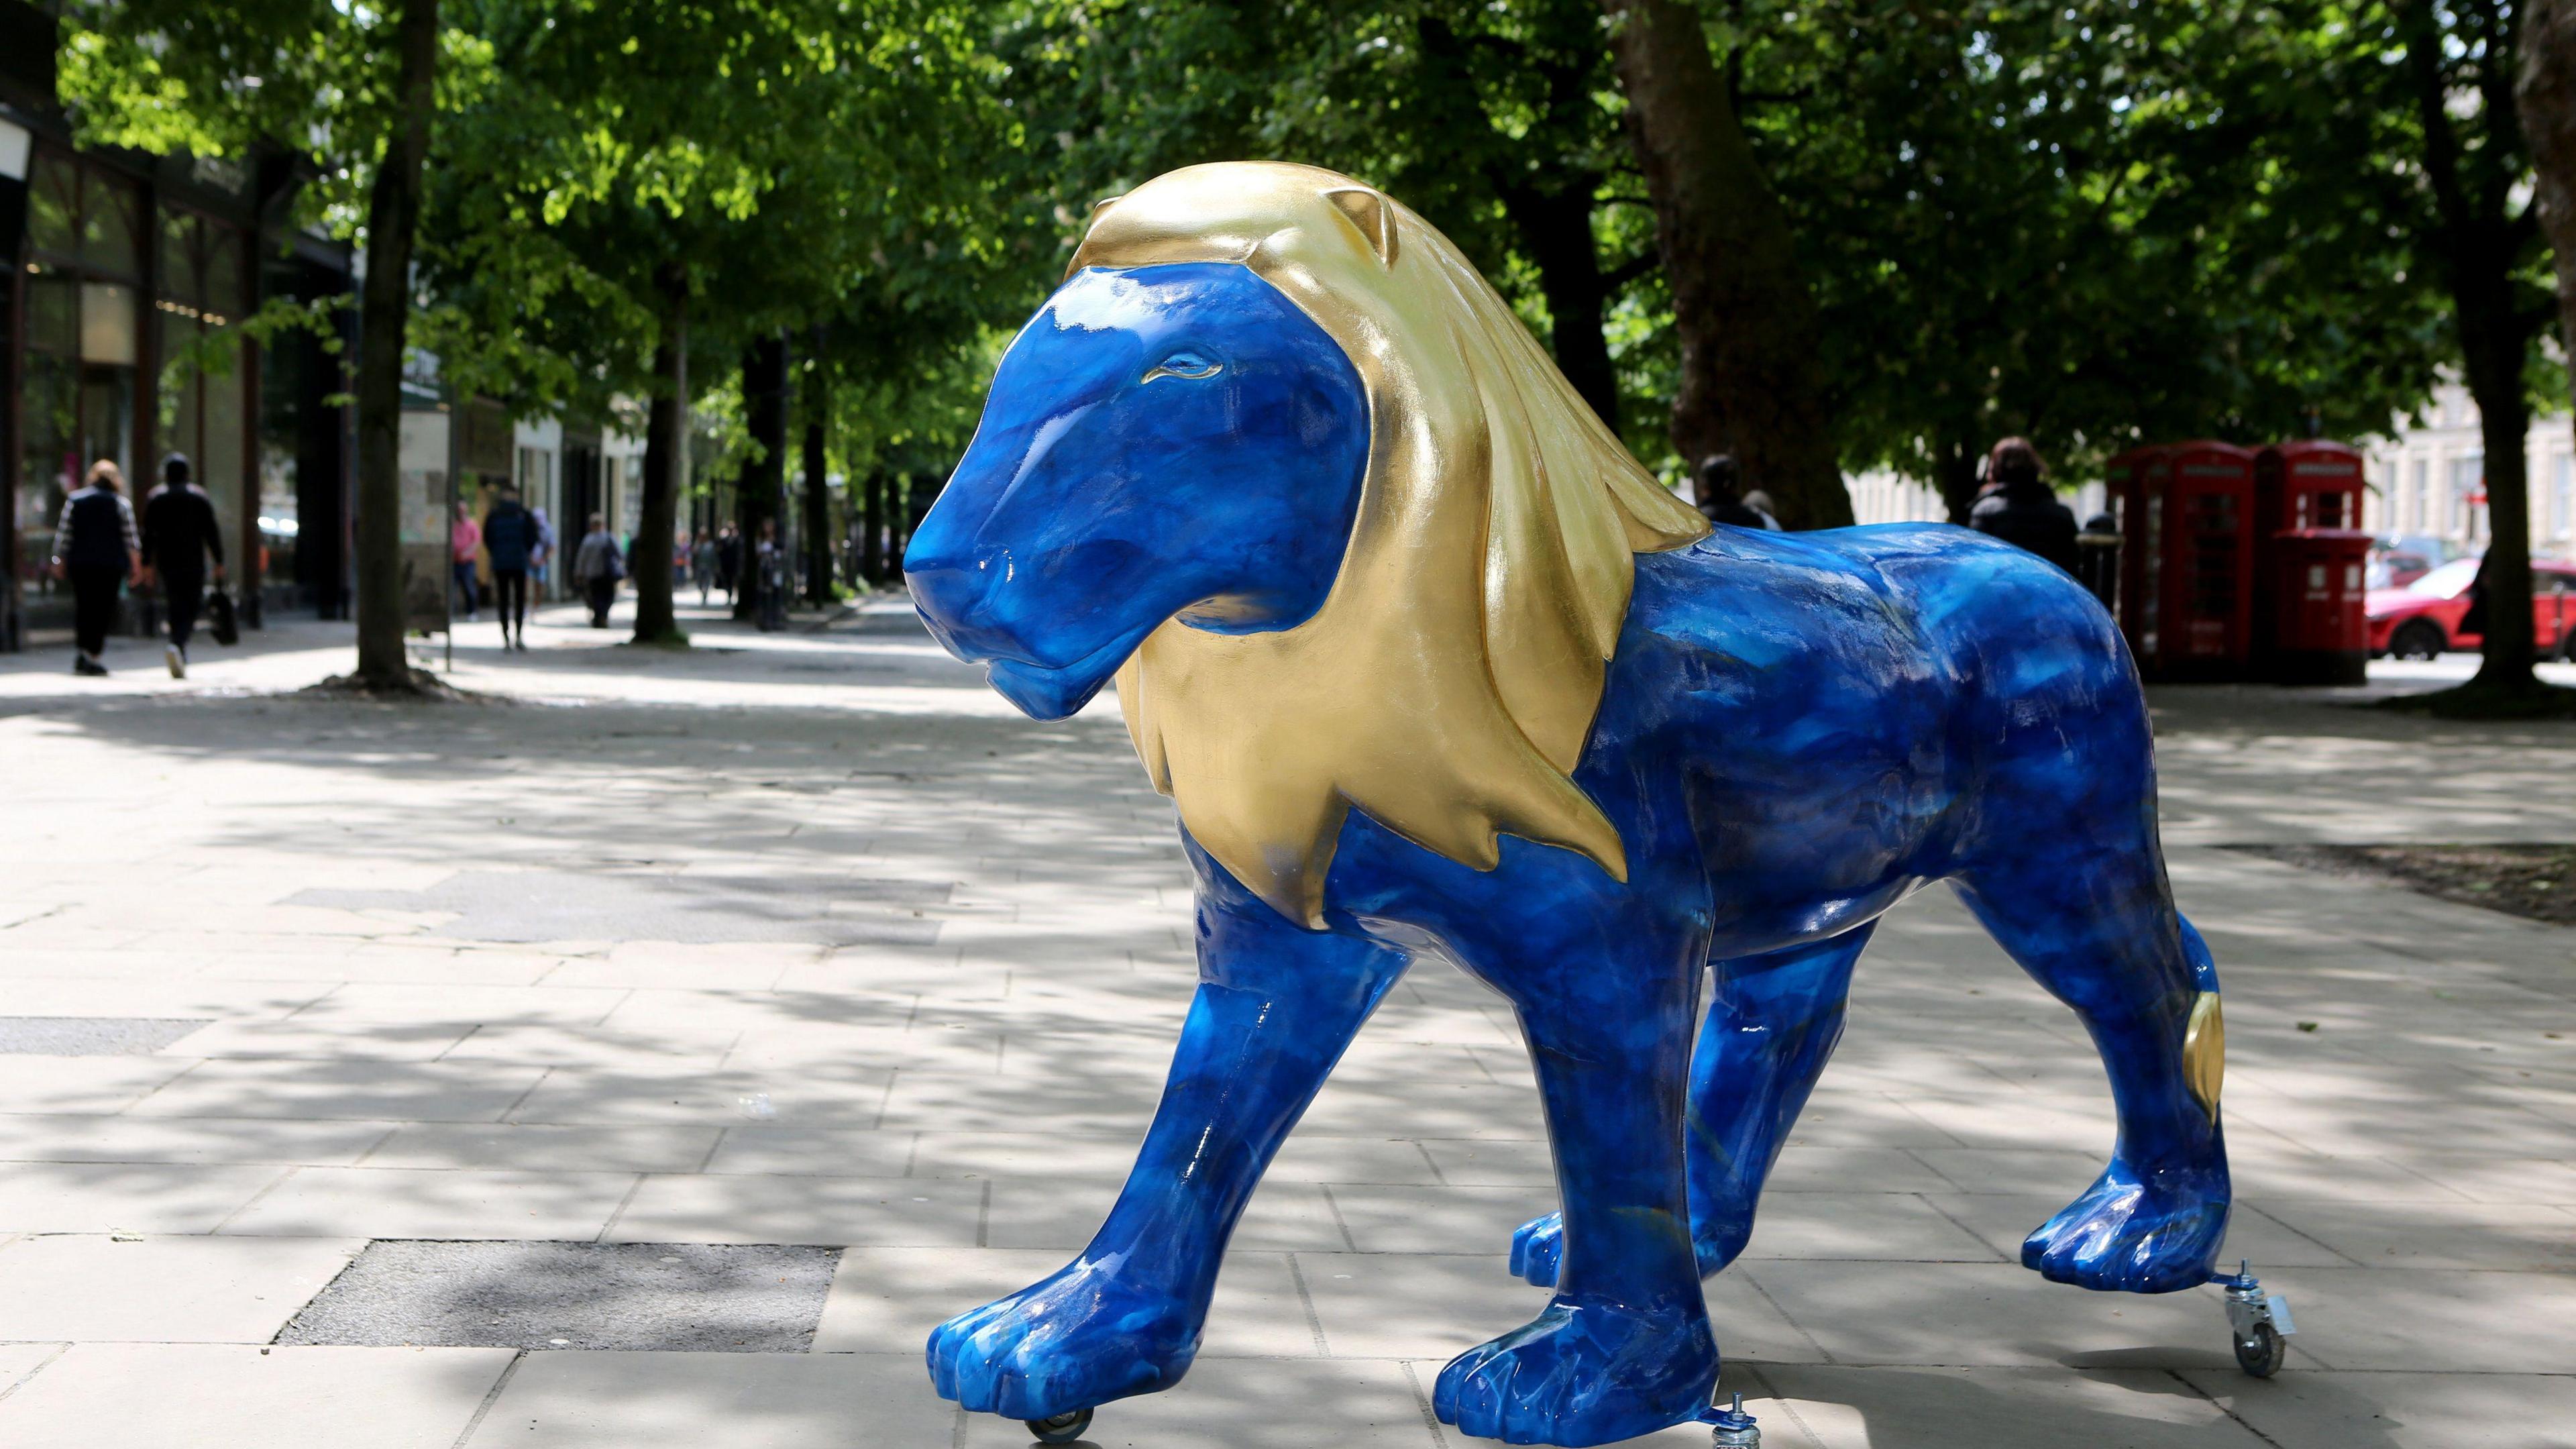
[1841,392,2576,563]
[1843,468,2109,528]
[2361,386,2576,561]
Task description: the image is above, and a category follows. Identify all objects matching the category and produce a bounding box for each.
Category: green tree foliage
[1719,1,2450,520]
[65,0,468,690]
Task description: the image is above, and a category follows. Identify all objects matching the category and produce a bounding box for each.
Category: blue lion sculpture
[905,162,2233,1447]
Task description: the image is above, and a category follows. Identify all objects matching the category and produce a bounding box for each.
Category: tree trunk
[1597,0,1849,527]
[1409,14,1624,434]
[349,0,439,686]
[2390,6,2540,694]
[860,470,884,584]
[1932,432,1982,526]
[733,334,788,621]
[2524,0,2576,517]
[1497,180,1621,433]
[631,278,687,644]
[800,328,833,606]
[2464,311,2537,690]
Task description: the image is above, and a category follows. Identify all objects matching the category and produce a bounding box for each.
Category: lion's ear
[1065,195,1128,280]
[1324,186,1398,268]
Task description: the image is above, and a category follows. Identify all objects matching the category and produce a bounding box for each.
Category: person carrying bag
[572,513,625,629]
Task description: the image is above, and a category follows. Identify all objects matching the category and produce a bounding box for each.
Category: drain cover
[275,1240,843,1352]
[0,1017,209,1055]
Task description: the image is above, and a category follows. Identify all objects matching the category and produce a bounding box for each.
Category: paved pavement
[0,596,2567,1448]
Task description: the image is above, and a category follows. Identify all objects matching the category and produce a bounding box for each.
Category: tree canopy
[55,0,2573,696]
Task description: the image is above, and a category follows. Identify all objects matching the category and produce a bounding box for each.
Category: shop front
[3,62,354,647]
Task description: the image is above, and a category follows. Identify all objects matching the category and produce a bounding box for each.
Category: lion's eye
[1142,352,1222,383]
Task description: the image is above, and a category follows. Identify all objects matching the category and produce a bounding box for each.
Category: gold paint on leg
[2183,991,2224,1121]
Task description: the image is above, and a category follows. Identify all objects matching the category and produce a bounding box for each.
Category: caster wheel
[1025,1407,1093,1444]
[2234,1322,2285,1377]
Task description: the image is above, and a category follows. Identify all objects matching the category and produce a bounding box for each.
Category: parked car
[2367,556,2576,659]
[2365,551,2436,591]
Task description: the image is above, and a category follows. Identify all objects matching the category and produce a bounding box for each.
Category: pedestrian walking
[715,523,742,605]
[1967,437,2079,575]
[572,513,625,629]
[482,486,541,651]
[1693,454,1771,530]
[693,532,719,606]
[451,500,483,619]
[1739,488,1786,531]
[529,506,557,599]
[754,517,789,632]
[50,459,142,676]
[138,452,227,678]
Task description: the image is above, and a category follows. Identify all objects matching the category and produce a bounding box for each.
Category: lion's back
[1616,520,2145,780]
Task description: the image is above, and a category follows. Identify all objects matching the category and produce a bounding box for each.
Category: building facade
[2360,386,2576,562]
[0,2,356,648]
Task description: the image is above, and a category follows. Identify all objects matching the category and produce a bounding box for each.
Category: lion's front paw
[1434,1299,1717,1446]
[2024,1160,2229,1293]
[925,1261,1197,1420]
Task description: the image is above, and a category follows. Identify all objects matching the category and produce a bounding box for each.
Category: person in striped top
[50,460,143,676]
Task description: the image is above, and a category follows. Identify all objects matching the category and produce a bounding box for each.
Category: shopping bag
[206,586,239,647]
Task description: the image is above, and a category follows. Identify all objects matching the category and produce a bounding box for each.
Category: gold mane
[1074,162,1708,927]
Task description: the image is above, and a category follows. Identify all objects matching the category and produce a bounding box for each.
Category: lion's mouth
[977,616,1163,721]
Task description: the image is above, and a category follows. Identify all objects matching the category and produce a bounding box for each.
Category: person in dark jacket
[481,487,542,651]
[140,452,227,678]
[50,460,143,676]
[715,523,742,604]
[1968,437,2079,575]
[572,513,625,628]
[1693,454,1770,529]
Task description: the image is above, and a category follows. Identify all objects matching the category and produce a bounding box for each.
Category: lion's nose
[904,522,1040,665]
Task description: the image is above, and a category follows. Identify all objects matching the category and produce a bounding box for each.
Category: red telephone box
[2254,441,2366,532]
[2110,441,2257,681]
[2252,441,2371,682]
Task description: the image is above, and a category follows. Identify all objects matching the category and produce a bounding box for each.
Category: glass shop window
[15,150,148,600]
[156,209,252,542]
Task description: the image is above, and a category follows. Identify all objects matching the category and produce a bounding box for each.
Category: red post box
[2267,529,2373,684]
[2108,441,2257,680]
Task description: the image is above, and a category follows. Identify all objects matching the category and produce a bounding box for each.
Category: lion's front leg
[926,856,1407,1423]
[1432,898,1719,1448]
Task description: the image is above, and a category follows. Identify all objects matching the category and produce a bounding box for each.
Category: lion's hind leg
[1949,857,2230,1295]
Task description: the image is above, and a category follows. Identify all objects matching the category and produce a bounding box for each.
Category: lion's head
[910,162,1706,926]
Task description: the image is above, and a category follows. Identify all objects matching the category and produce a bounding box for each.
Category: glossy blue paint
[904,262,1370,721]
[908,263,2230,1448]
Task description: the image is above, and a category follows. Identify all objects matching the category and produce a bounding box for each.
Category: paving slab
[216,1166,641,1240]
[0,1234,362,1342]
[124,1059,550,1122]
[951,1356,1442,1449]
[1735,1260,2249,1369]
[362,1122,724,1173]
[600,1172,985,1246]
[816,1245,1318,1359]
[0,609,2569,1447]
[0,1161,288,1234]
[0,1343,514,1448]
[2179,1368,2576,1448]
[463,1350,958,1448]
[1751,1363,2270,1448]
[0,1114,394,1167]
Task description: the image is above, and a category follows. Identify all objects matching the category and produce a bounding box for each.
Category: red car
[2368,557,2576,659]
